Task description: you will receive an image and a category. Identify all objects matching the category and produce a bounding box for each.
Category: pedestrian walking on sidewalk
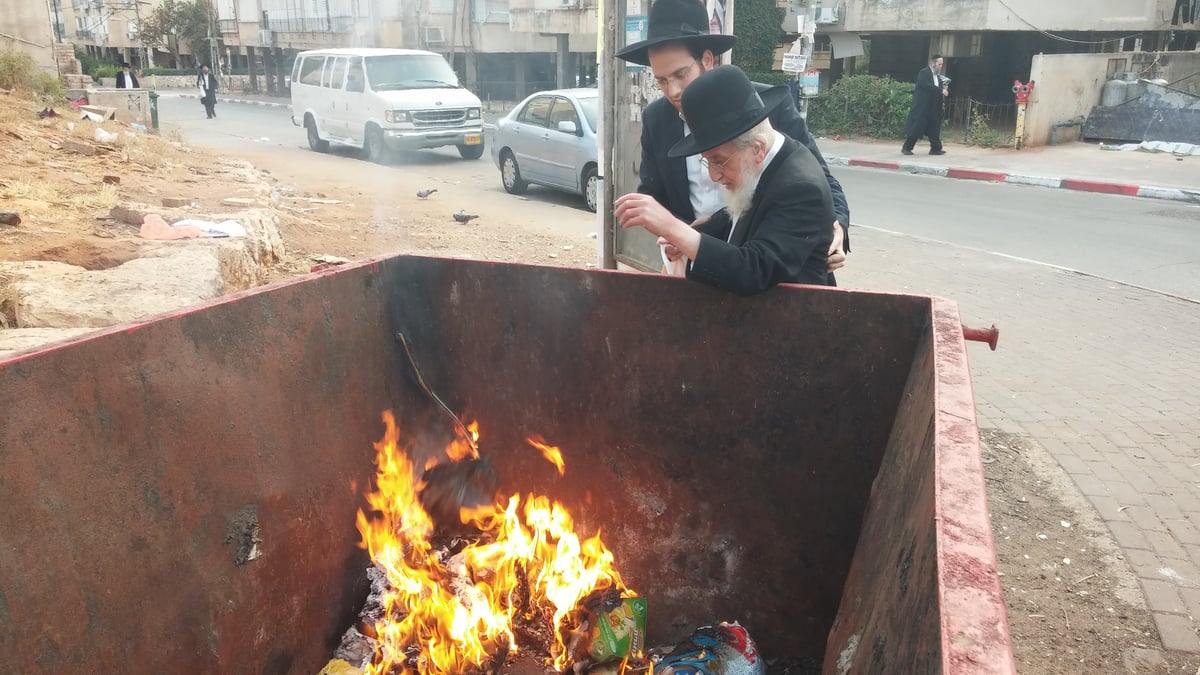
[902,55,948,156]
[197,64,219,119]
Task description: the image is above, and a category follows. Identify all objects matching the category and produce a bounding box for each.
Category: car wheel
[306,117,329,152]
[582,165,598,213]
[501,150,528,194]
[363,125,389,164]
[457,142,485,160]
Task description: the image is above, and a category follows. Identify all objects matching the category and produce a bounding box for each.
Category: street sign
[782,52,807,74]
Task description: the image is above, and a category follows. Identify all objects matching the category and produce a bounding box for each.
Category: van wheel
[457,142,485,160]
[306,118,328,152]
[582,165,598,213]
[363,125,390,164]
[500,150,527,194]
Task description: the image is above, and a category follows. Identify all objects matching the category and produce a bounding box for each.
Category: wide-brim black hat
[615,0,737,67]
[668,65,789,157]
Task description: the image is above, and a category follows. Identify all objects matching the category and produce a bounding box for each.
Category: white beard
[719,160,761,224]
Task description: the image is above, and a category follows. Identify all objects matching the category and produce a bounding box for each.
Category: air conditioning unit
[815,7,840,24]
[561,0,579,7]
[424,25,444,44]
[258,29,275,45]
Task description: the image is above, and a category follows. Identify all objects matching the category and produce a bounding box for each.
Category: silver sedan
[489,88,600,212]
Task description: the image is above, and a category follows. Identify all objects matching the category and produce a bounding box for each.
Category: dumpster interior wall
[0,256,930,673]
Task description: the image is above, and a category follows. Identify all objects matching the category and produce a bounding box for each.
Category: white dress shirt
[682,121,725,221]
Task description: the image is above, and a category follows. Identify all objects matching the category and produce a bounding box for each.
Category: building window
[429,0,454,14]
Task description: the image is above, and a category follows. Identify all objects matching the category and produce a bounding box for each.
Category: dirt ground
[984,428,1200,673]
[3,90,1198,672]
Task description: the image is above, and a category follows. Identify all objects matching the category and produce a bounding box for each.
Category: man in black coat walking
[902,55,948,156]
[116,62,139,89]
[197,64,219,119]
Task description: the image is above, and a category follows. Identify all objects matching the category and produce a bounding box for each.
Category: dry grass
[69,183,119,210]
[4,178,61,204]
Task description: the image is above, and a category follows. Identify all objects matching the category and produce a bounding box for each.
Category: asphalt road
[835,170,1200,302]
[158,94,1200,301]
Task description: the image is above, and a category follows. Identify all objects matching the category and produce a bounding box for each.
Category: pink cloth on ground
[140,213,203,240]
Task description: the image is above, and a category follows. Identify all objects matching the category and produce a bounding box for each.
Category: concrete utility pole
[597,0,618,269]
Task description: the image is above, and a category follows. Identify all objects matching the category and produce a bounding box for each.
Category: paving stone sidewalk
[843,226,1200,654]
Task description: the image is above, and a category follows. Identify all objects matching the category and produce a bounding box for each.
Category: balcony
[76,29,94,39]
[218,19,238,34]
[265,15,355,34]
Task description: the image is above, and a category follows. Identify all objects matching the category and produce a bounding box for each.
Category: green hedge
[742,70,791,87]
[807,74,912,139]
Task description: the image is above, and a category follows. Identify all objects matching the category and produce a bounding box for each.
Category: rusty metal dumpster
[0,255,1014,674]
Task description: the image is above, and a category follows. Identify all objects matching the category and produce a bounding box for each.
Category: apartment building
[56,0,160,67]
[796,0,1193,103]
[215,0,598,100]
[1,0,57,71]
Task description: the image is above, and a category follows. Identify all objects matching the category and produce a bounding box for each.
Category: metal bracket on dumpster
[961,324,1000,351]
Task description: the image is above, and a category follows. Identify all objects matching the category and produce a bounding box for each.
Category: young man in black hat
[614,65,833,294]
[615,0,848,279]
[116,62,139,89]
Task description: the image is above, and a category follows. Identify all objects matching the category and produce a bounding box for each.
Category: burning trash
[330,410,641,674]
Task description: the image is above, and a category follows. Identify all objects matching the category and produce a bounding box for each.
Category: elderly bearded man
[614,65,833,295]
[616,0,849,279]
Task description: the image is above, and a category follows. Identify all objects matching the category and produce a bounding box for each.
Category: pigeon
[416,188,438,199]
[453,210,479,223]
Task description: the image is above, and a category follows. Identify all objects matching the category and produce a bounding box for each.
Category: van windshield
[365,54,461,91]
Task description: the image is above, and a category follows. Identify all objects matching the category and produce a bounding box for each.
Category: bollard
[1011,80,1035,150]
[149,90,159,131]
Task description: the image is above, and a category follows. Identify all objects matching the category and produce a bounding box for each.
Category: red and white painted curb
[827,156,1199,205]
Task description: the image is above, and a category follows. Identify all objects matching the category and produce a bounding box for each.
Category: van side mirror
[556,120,578,135]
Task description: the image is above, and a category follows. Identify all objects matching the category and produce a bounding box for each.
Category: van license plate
[464,134,482,145]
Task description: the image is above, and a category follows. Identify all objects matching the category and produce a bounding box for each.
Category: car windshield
[576,96,599,133]
[366,54,461,91]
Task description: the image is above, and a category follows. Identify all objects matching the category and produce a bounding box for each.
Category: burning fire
[355,411,632,674]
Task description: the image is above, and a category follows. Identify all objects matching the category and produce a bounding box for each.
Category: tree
[138,0,219,67]
[731,1,785,74]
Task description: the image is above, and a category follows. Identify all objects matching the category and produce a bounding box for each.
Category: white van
[290,48,485,161]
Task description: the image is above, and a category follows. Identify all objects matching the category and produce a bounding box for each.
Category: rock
[1122,647,1166,672]
[69,175,92,185]
[161,197,193,208]
[109,205,150,226]
[221,197,256,208]
[102,175,121,185]
[61,138,94,156]
[0,327,97,356]
[0,211,21,227]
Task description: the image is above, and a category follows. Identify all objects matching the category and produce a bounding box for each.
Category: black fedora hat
[615,0,737,67]
[668,65,789,158]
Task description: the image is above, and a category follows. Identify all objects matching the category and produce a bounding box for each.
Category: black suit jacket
[904,66,944,138]
[116,71,138,89]
[638,82,849,250]
[687,137,834,295]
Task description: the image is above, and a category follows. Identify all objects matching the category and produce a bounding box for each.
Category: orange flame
[355,411,631,674]
[527,436,566,476]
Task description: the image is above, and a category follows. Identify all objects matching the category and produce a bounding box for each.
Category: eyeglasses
[699,152,737,178]
[653,61,700,91]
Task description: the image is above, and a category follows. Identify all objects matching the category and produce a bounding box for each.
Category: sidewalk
[820,136,1200,205]
[156,88,291,110]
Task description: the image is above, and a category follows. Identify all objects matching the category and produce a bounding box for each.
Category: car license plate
[464,134,481,145]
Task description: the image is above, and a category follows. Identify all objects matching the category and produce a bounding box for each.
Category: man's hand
[615,193,702,261]
[827,221,846,273]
